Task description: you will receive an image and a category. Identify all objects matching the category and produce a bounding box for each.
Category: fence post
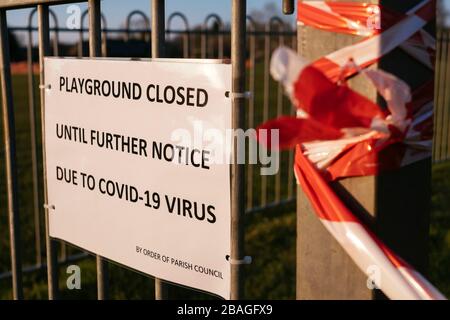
[296,0,434,299]
[38,4,59,300]
[26,9,43,268]
[246,16,255,210]
[282,0,295,15]
[86,0,110,301]
[151,0,168,300]
[0,9,23,300]
[230,0,246,300]
[152,0,165,59]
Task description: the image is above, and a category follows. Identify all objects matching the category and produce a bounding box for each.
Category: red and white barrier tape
[264,46,433,179]
[304,0,436,81]
[295,148,446,300]
[256,1,446,299]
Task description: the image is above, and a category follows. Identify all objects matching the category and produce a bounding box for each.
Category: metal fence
[0,0,297,300]
[434,27,450,163]
[1,0,449,301]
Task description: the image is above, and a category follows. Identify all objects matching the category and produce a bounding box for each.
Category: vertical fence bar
[0,9,24,300]
[282,0,295,14]
[38,4,59,300]
[27,9,43,268]
[152,0,165,59]
[201,19,206,59]
[274,20,284,203]
[79,10,88,58]
[49,9,67,263]
[87,0,109,300]
[101,15,107,57]
[437,29,448,162]
[183,24,189,58]
[443,30,450,160]
[231,0,246,300]
[287,31,296,199]
[261,22,270,207]
[218,20,224,59]
[246,17,255,210]
[152,0,168,300]
[50,11,59,56]
[434,28,445,161]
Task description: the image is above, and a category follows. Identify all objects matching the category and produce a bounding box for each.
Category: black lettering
[176,87,185,105]
[70,78,78,93]
[94,80,101,95]
[163,144,174,161]
[202,150,210,170]
[85,79,93,94]
[77,78,85,94]
[207,205,216,223]
[133,83,142,100]
[102,80,111,96]
[156,85,164,103]
[165,195,176,213]
[164,85,175,104]
[186,87,195,106]
[59,77,66,91]
[197,88,208,107]
[146,84,156,102]
[182,200,193,218]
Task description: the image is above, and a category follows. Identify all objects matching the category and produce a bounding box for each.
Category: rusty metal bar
[443,30,450,160]
[152,0,165,59]
[282,0,295,15]
[87,0,110,300]
[231,0,246,300]
[0,0,79,9]
[434,28,445,161]
[26,8,42,268]
[38,3,59,300]
[261,21,270,207]
[274,19,285,204]
[287,31,296,199]
[246,16,256,210]
[151,0,168,300]
[0,8,24,300]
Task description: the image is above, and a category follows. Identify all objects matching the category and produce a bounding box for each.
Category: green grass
[429,161,450,296]
[0,68,449,300]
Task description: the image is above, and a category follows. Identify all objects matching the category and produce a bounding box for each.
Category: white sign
[44,57,232,299]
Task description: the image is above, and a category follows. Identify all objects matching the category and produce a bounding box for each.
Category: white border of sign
[44,57,232,299]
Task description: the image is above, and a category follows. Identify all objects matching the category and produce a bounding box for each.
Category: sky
[7,0,296,44]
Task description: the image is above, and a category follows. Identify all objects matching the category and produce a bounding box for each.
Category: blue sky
[7,0,296,43]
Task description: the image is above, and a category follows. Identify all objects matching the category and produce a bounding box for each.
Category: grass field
[0,71,449,300]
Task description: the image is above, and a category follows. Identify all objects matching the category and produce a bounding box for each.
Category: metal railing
[434,27,450,163]
[0,0,297,300]
[2,0,448,301]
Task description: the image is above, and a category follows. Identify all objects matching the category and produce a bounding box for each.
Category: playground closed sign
[44,57,232,299]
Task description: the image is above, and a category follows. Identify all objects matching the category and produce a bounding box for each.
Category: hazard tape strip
[298,0,436,81]
[287,1,445,300]
[294,148,446,300]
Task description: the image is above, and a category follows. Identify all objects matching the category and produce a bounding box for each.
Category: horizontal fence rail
[1,4,297,299]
